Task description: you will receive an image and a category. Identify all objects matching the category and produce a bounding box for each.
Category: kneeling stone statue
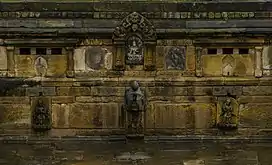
[124,80,147,134]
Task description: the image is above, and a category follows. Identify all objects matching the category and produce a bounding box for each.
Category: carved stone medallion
[85,47,106,70]
[126,36,144,65]
[34,56,47,77]
[217,97,238,129]
[165,47,186,70]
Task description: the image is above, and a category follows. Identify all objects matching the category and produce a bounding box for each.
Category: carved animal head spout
[130,80,139,91]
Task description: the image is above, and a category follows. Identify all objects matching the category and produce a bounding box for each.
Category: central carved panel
[126,35,144,65]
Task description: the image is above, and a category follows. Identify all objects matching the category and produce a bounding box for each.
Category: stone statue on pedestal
[124,81,146,134]
[32,92,51,132]
[217,96,238,129]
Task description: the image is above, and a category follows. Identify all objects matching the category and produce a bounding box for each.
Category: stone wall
[0,1,272,137]
[0,37,271,137]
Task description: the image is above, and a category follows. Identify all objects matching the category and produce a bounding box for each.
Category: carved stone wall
[0,4,272,137]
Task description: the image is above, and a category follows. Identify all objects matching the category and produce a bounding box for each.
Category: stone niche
[202,47,255,76]
[14,47,67,77]
[74,45,113,73]
[112,12,157,71]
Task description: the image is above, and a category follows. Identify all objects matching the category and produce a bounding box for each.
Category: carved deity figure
[34,56,48,77]
[32,93,51,131]
[124,81,146,134]
[220,97,236,127]
[166,47,186,70]
[126,36,144,65]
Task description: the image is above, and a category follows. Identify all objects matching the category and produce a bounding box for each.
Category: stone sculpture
[32,92,51,132]
[165,47,186,70]
[34,56,47,77]
[126,36,144,65]
[124,80,147,134]
[217,96,238,129]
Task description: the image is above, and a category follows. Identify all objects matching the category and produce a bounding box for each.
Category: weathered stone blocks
[69,103,119,128]
[152,103,215,129]
[57,87,91,96]
[0,104,31,128]
[239,103,272,128]
[26,87,56,96]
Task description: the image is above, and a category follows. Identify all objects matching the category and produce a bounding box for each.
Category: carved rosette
[112,12,157,71]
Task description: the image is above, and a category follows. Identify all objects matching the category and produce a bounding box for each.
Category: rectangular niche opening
[51,48,62,55]
[222,48,233,54]
[36,48,47,55]
[207,48,217,54]
[239,48,249,54]
[19,48,31,55]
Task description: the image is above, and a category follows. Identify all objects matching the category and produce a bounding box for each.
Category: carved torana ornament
[112,12,156,70]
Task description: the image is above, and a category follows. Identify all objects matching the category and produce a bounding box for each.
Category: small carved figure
[165,47,186,70]
[124,81,146,134]
[34,56,47,77]
[126,36,144,65]
[218,97,237,128]
[32,92,51,131]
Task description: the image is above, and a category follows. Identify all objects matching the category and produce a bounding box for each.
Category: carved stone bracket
[255,46,263,78]
[195,47,203,77]
[112,12,157,70]
[65,47,75,78]
[6,46,15,77]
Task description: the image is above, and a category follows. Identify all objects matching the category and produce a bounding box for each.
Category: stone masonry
[0,1,272,137]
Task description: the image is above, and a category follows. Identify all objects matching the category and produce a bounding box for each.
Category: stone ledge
[1,135,272,143]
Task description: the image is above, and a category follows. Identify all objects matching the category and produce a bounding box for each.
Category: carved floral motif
[113,12,156,40]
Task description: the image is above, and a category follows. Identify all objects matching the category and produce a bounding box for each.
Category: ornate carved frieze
[112,12,156,71]
[0,11,260,19]
[216,96,238,129]
[113,12,156,41]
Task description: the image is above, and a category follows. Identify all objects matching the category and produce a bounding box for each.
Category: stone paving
[0,140,270,165]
